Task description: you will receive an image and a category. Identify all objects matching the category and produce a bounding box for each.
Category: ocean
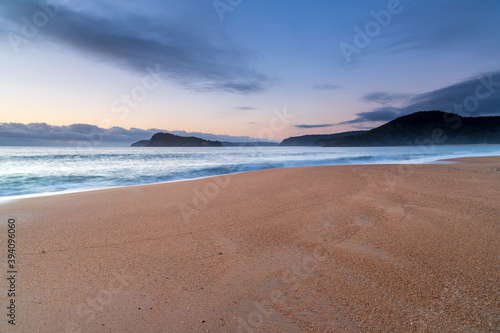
[1,145,500,201]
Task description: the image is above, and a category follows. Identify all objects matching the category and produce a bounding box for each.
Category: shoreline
[1,154,499,204]
[1,157,499,331]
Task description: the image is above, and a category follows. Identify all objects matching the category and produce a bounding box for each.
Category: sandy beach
[1,157,499,332]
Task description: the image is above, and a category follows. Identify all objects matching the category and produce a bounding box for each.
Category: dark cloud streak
[361,92,414,105]
[233,106,257,110]
[294,124,333,129]
[313,84,341,91]
[0,0,270,94]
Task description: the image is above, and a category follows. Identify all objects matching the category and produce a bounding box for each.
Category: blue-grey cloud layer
[387,1,500,55]
[342,71,500,124]
[0,123,274,146]
[0,0,270,93]
[340,0,500,65]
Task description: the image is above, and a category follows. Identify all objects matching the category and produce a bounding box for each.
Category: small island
[132,132,223,147]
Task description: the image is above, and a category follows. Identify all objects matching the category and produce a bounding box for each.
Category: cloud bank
[341,71,500,125]
[0,123,275,146]
[0,0,270,94]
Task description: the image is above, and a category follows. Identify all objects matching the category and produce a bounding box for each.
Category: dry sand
[1,157,499,332]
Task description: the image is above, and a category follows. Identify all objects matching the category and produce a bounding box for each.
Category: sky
[1,0,499,144]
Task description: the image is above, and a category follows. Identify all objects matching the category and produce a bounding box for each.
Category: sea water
[1,145,499,200]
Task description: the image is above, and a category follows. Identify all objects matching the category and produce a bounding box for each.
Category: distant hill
[279,131,366,146]
[132,132,223,147]
[321,111,500,147]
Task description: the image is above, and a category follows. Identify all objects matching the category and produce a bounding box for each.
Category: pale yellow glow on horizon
[0,45,364,141]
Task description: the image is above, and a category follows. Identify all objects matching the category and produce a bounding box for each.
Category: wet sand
[1,157,499,332]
